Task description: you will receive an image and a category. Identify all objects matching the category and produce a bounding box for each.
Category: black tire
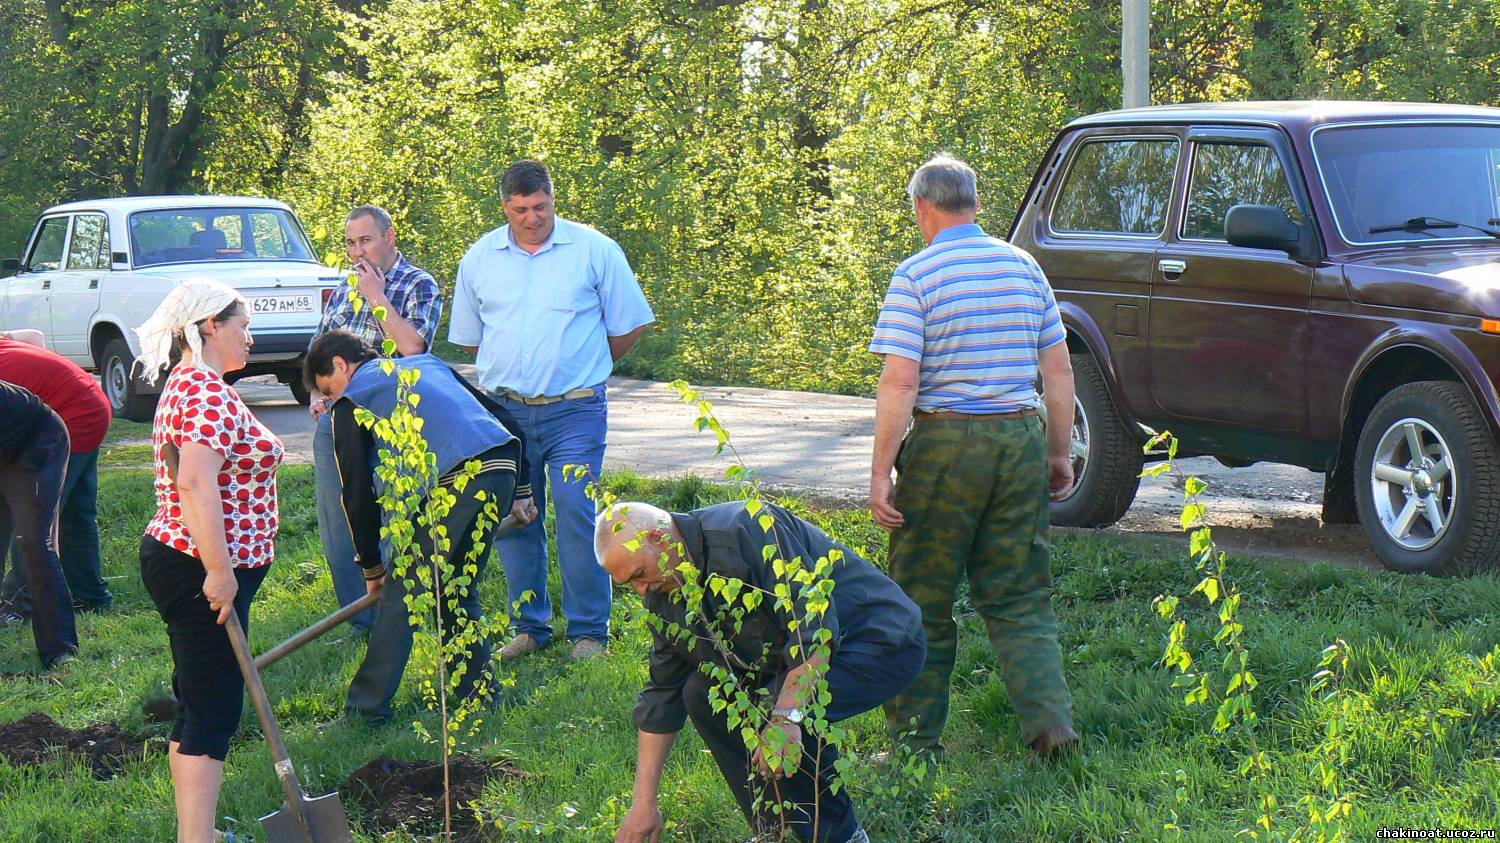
[1354,380,1500,575]
[99,336,159,422]
[1049,352,1144,527]
[285,372,312,406]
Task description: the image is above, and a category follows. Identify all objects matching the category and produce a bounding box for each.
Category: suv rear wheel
[99,336,159,423]
[1355,380,1500,575]
[1050,353,1143,527]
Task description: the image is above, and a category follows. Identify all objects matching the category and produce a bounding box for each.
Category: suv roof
[1067,100,1500,130]
[43,195,296,215]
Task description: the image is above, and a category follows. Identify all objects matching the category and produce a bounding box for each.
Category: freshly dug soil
[0,712,152,779]
[342,755,528,841]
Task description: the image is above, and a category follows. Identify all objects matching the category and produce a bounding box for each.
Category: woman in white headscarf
[135,280,284,843]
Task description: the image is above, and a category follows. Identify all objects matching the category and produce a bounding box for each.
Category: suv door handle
[1158,259,1187,276]
[41,278,50,290]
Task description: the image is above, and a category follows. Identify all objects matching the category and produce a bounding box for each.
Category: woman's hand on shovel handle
[204,568,239,625]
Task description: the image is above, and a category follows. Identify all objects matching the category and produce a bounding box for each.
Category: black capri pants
[140,535,269,761]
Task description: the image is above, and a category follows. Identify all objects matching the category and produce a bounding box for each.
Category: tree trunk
[792,0,833,201]
[137,4,240,194]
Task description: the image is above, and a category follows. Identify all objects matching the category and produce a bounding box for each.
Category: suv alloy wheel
[1049,353,1144,527]
[1354,380,1500,575]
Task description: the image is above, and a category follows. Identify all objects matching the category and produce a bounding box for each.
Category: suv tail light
[321,287,334,311]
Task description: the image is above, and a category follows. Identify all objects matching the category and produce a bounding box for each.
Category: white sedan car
[0,196,342,420]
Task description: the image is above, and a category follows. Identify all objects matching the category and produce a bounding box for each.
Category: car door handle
[88,277,100,289]
[41,278,50,290]
[1158,259,1187,276]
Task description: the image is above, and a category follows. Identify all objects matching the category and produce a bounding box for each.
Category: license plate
[251,294,314,314]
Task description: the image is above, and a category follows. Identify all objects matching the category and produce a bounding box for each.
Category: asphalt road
[227,371,1379,569]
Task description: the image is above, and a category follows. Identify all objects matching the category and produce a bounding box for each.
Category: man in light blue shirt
[450,159,654,662]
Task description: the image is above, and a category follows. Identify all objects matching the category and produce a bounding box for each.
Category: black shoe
[0,610,27,629]
[1029,723,1080,759]
[43,652,76,671]
[334,710,389,729]
[72,598,114,614]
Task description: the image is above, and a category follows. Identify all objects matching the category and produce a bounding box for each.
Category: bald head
[595,502,683,595]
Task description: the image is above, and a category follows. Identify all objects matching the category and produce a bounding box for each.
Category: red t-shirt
[146,366,284,569]
[0,339,111,453]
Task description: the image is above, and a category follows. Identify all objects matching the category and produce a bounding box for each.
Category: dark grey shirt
[0,380,46,464]
[632,501,923,734]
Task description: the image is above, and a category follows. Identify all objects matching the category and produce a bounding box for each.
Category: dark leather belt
[914,408,1037,422]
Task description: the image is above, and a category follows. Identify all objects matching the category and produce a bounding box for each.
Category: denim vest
[341,354,516,481]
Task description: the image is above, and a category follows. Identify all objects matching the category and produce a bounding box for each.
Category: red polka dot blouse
[146,366,284,568]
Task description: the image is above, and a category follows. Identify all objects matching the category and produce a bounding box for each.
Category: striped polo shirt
[869,223,1064,414]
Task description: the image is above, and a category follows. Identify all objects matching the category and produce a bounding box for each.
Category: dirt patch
[0,712,153,779]
[342,755,529,841]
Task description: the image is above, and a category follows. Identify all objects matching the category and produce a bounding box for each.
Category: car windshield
[130,207,317,267]
[1314,123,1500,244]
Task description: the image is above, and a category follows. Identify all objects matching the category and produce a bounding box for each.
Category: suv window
[1314,123,1500,243]
[1183,143,1302,240]
[65,214,110,270]
[27,217,70,272]
[1051,137,1178,236]
[129,208,316,267]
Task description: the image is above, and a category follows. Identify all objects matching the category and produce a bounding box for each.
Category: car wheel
[1049,352,1143,527]
[100,336,159,423]
[286,373,312,406]
[1354,380,1500,575]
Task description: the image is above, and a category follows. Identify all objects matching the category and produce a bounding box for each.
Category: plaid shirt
[315,252,442,353]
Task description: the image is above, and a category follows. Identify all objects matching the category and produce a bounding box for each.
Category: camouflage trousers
[882,412,1073,751]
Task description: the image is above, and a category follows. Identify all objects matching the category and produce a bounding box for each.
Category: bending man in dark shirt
[599,500,926,843]
[305,330,537,723]
[0,380,78,669]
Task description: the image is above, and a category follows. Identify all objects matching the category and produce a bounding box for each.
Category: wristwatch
[771,707,805,725]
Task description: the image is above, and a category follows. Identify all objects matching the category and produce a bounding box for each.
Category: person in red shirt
[0,334,114,623]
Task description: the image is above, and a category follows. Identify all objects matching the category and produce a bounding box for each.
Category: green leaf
[1180,503,1206,529]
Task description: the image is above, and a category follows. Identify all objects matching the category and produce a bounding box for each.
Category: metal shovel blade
[260,789,355,843]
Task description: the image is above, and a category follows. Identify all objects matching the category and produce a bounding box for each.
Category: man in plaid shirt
[310,204,442,632]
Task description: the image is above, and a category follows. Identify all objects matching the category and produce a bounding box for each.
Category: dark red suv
[1013,101,1500,575]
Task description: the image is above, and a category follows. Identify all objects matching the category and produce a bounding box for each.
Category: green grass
[102,417,153,445]
[1,456,1497,841]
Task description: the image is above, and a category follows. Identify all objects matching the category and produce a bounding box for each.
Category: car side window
[65,214,110,271]
[26,216,70,272]
[1051,137,1179,236]
[1183,143,1302,241]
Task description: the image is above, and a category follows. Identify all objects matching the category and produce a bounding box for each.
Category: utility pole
[1122,0,1149,108]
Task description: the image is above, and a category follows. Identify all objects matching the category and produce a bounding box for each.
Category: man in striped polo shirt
[869,154,1080,760]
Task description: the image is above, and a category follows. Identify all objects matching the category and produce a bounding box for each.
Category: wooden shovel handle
[254,592,379,672]
[224,611,315,843]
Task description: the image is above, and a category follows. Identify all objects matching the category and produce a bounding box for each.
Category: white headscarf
[133,280,245,385]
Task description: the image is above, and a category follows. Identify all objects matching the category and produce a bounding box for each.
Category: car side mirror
[1,258,19,273]
[1225,204,1309,258]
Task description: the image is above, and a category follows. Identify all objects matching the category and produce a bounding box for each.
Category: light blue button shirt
[449,217,655,396]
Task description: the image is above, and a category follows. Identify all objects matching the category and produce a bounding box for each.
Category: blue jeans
[3,448,112,612]
[684,632,926,843]
[346,469,517,721]
[0,412,78,663]
[314,412,374,632]
[492,386,610,646]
